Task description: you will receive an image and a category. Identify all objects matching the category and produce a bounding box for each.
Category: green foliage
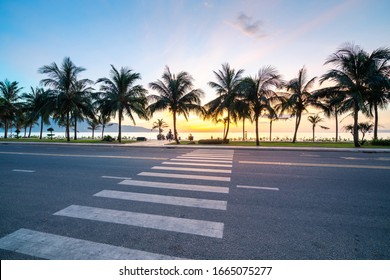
[198,139,229,144]
[102,135,114,142]
[371,138,390,146]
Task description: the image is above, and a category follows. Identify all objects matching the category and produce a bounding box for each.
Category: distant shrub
[102,135,114,142]
[136,137,147,141]
[371,138,390,146]
[198,139,229,144]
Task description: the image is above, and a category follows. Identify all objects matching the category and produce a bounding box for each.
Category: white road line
[0,151,168,161]
[184,153,234,157]
[12,169,35,173]
[54,205,224,238]
[119,180,229,194]
[239,160,390,170]
[102,176,132,180]
[0,228,182,260]
[162,161,232,168]
[138,172,231,182]
[187,150,234,154]
[151,166,231,174]
[94,190,227,210]
[171,158,232,164]
[178,156,233,160]
[237,185,280,191]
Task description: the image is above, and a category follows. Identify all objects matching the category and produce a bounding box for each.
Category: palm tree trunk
[353,104,360,147]
[74,117,77,140]
[335,110,339,142]
[312,124,315,142]
[3,121,7,138]
[28,124,32,138]
[224,114,230,142]
[40,116,44,140]
[118,109,122,143]
[242,118,245,141]
[101,125,105,139]
[92,128,95,139]
[66,112,70,142]
[374,104,379,140]
[269,119,273,141]
[255,115,260,146]
[173,111,179,144]
[293,113,301,143]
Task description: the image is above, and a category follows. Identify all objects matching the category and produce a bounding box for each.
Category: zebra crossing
[0,149,234,259]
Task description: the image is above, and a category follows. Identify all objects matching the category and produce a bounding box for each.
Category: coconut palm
[321,43,390,147]
[240,66,283,146]
[22,87,55,139]
[39,57,90,142]
[365,52,390,140]
[152,119,169,139]
[70,79,94,140]
[311,90,345,142]
[148,66,204,144]
[87,116,101,139]
[278,67,316,143]
[96,65,148,142]
[344,122,374,144]
[205,63,244,142]
[307,114,328,142]
[0,80,23,138]
[98,113,113,139]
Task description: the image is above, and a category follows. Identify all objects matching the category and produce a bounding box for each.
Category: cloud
[228,12,267,38]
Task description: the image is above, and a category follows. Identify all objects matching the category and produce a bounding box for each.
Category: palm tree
[278,67,316,143]
[344,122,374,144]
[321,43,390,147]
[307,114,328,142]
[311,90,345,142]
[70,79,94,140]
[98,113,113,139]
[205,63,244,142]
[0,80,23,138]
[96,65,148,142]
[240,66,283,146]
[365,51,390,140]
[148,66,204,144]
[39,57,90,142]
[152,119,169,139]
[87,116,101,139]
[22,87,55,139]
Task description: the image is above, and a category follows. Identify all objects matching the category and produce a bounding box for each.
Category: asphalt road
[0,143,389,259]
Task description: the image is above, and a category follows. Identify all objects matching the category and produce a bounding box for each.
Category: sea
[13,130,390,141]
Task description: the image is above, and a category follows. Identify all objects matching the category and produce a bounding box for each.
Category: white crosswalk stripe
[138,171,231,182]
[177,156,233,160]
[54,205,224,238]
[119,179,229,193]
[170,158,232,163]
[151,166,232,174]
[162,161,232,168]
[94,190,227,210]
[0,228,182,260]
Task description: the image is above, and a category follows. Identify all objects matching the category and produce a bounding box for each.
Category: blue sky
[1,0,390,133]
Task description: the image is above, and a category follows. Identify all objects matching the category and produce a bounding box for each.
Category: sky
[1,0,390,137]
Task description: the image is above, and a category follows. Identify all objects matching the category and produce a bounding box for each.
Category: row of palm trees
[1,43,389,147]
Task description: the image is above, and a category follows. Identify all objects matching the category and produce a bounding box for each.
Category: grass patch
[171,140,390,149]
[0,138,136,144]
